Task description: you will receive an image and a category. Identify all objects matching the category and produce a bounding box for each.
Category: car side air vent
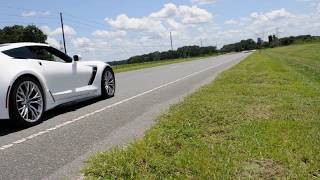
[88,66,98,85]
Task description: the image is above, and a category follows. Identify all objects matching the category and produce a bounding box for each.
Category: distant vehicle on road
[0,43,115,126]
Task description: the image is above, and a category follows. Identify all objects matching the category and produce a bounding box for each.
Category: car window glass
[28,46,70,63]
[2,47,34,59]
[46,47,72,63]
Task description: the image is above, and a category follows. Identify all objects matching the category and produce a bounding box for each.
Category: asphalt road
[0,52,250,180]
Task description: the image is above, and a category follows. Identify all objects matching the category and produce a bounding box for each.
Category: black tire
[101,67,116,99]
[9,77,45,127]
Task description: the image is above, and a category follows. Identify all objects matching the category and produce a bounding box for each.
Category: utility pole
[60,12,67,54]
[170,31,173,51]
[200,38,203,47]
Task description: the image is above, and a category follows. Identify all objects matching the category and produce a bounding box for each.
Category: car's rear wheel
[9,77,45,126]
[101,67,115,98]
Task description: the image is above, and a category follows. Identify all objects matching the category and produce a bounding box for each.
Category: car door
[44,47,93,92]
[27,46,77,101]
[28,46,93,100]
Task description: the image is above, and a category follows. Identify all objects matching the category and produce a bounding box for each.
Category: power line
[63,12,107,29]
[63,18,106,31]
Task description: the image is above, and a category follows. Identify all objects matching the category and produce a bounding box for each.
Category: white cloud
[250,8,294,25]
[217,8,320,46]
[105,3,213,40]
[44,25,77,36]
[224,19,237,25]
[40,26,51,35]
[53,25,77,36]
[21,11,50,17]
[72,37,91,47]
[46,37,60,48]
[92,30,127,39]
[178,5,213,24]
[106,14,167,38]
[166,19,184,30]
[150,3,213,24]
[191,0,218,5]
[72,37,96,52]
[107,14,163,31]
[150,3,178,18]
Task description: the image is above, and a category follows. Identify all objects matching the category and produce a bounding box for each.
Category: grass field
[84,43,320,179]
[112,54,221,73]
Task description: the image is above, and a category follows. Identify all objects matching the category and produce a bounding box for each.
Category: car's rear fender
[77,61,111,95]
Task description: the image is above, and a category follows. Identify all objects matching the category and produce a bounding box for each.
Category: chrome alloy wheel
[15,81,44,123]
[104,70,115,96]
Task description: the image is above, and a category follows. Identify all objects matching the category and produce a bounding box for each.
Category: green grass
[84,43,320,179]
[112,54,221,73]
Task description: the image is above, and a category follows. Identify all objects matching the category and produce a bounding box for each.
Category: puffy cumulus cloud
[191,0,218,5]
[224,19,237,25]
[150,3,178,18]
[150,3,213,24]
[106,14,163,31]
[178,5,213,24]
[250,8,294,25]
[21,11,50,17]
[41,25,77,36]
[46,37,60,48]
[106,14,167,38]
[216,8,320,46]
[166,19,184,30]
[51,25,77,36]
[105,3,212,39]
[92,30,127,39]
[221,8,297,35]
[72,37,96,52]
[40,25,51,35]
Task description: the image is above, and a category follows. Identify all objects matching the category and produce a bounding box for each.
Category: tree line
[109,46,218,65]
[220,35,320,53]
[1,25,319,65]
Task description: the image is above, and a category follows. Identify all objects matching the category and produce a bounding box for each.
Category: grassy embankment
[112,54,222,73]
[84,43,320,179]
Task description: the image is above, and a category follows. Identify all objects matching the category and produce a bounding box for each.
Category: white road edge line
[0,58,237,151]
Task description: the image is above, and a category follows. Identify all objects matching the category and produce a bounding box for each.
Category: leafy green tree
[221,39,257,52]
[0,25,47,44]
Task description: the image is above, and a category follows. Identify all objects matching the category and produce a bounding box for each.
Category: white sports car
[0,43,115,126]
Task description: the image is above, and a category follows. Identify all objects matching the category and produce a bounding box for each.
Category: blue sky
[0,0,320,61]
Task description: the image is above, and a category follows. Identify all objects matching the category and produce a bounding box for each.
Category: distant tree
[268,35,273,45]
[220,39,257,53]
[0,25,47,44]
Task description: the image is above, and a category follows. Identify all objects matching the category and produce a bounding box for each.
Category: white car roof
[0,42,50,52]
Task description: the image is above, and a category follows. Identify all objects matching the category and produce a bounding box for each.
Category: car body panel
[0,43,112,120]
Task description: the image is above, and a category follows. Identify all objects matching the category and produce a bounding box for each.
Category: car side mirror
[73,55,82,62]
